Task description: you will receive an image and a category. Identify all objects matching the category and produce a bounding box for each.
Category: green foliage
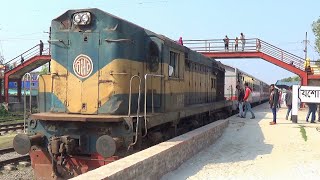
[281,76,300,82]
[312,18,320,54]
[0,105,9,116]
[40,64,49,75]
[293,76,300,81]
[299,125,307,142]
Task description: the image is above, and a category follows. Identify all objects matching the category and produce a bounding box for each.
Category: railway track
[0,155,30,167]
[0,147,15,155]
[0,122,27,133]
[0,147,30,168]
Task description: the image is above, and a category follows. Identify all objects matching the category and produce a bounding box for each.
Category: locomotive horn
[13,134,44,155]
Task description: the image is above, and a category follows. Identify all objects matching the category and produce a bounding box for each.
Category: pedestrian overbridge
[0,44,50,103]
[184,38,320,86]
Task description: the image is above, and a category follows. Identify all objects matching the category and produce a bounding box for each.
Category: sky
[0,0,319,84]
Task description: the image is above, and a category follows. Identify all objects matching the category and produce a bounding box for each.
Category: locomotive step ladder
[128,75,142,149]
[22,73,33,133]
[127,74,164,149]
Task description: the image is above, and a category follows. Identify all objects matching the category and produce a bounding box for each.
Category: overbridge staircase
[0,44,51,103]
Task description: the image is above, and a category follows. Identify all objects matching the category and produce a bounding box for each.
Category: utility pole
[303,32,309,60]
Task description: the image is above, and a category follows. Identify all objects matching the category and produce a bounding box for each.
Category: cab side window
[169,51,179,77]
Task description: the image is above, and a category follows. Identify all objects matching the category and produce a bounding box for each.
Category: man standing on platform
[243,82,255,119]
[269,84,279,125]
[285,86,292,120]
[236,85,245,118]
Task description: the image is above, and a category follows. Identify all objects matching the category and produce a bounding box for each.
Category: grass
[299,125,307,142]
[0,133,16,149]
[0,119,24,125]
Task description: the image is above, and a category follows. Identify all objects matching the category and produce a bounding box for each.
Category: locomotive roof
[53,8,223,70]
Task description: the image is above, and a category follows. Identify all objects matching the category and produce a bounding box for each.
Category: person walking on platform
[240,33,245,51]
[235,37,239,51]
[236,85,245,118]
[306,103,317,123]
[242,82,255,119]
[269,84,279,125]
[278,91,282,108]
[223,35,229,51]
[285,86,292,120]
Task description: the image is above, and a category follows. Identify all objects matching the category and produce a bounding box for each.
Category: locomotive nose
[13,134,44,155]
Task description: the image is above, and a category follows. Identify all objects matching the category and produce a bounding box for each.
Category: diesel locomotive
[13,8,233,179]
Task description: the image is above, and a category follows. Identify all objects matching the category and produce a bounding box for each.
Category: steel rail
[0,155,30,167]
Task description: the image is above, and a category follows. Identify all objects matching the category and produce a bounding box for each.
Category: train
[13,8,269,179]
[223,64,270,111]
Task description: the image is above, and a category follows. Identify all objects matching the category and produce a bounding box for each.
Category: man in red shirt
[242,82,255,119]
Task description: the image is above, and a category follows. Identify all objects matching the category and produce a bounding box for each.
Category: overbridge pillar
[299,73,308,108]
[17,78,22,102]
[4,74,9,103]
[300,75,308,86]
[0,79,2,103]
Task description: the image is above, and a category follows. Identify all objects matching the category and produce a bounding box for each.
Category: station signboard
[298,86,320,103]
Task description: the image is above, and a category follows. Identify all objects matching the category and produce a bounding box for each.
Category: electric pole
[303,32,309,60]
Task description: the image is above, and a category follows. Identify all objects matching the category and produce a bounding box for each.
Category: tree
[281,76,300,82]
[293,76,300,81]
[312,18,320,54]
[40,64,49,75]
[282,77,292,82]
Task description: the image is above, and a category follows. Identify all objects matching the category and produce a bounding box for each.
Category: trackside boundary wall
[73,119,229,180]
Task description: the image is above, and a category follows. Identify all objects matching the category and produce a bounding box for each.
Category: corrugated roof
[275,80,300,86]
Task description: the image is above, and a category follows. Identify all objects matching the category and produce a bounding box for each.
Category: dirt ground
[162,103,320,180]
[0,133,16,149]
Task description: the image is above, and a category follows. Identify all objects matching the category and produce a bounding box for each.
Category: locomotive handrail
[128,75,142,149]
[143,74,164,137]
[36,74,41,112]
[109,71,128,75]
[22,73,32,133]
[128,75,141,117]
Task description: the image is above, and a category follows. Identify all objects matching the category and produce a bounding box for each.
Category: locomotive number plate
[73,54,93,78]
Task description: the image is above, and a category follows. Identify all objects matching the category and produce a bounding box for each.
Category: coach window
[169,51,179,78]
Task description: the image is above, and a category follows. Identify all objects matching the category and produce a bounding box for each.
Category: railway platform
[163,103,320,180]
[73,102,320,180]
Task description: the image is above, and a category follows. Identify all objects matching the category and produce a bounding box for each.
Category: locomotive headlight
[72,12,91,25]
[73,14,82,24]
[81,13,90,23]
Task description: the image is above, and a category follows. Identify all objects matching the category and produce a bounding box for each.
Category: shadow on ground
[162,103,273,180]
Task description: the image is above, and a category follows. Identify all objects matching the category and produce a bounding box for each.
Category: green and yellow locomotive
[13,8,231,179]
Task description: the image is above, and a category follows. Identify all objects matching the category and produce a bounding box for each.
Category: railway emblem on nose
[73,54,93,78]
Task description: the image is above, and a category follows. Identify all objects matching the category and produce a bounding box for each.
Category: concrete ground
[162,103,320,180]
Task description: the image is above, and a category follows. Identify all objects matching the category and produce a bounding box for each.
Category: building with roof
[275,80,300,89]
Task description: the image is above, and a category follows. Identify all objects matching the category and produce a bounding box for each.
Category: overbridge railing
[184,38,305,71]
[2,43,50,73]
